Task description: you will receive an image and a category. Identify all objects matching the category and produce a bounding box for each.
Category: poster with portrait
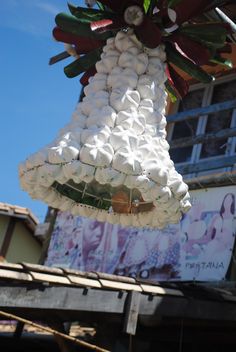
[45,185,236,281]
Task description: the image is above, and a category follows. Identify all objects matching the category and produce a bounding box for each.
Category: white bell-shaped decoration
[19,30,191,228]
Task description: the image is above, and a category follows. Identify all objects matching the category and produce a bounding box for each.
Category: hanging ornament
[19,0,233,228]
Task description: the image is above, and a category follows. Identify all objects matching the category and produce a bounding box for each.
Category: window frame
[167,73,236,177]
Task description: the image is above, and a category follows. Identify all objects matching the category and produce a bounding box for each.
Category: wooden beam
[170,127,236,149]
[139,295,236,322]
[1,284,236,323]
[0,310,109,352]
[186,171,236,189]
[167,99,236,123]
[0,285,127,313]
[123,291,141,335]
[177,155,236,175]
[13,322,24,339]
[38,208,58,265]
[0,218,16,258]
[48,320,76,352]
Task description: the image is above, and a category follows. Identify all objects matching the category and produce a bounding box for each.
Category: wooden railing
[167,99,236,178]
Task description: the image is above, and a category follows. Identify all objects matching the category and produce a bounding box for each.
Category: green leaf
[165,81,178,102]
[64,48,102,78]
[167,0,183,7]
[96,1,105,11]
[180,24,228,49]
[55,13,111,40]
[166,44,214,84]
[147,0,157,15]
[210,55,233,68]
[68,3,114,23]
[143,0,151,13]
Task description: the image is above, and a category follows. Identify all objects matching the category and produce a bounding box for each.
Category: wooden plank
[0,310,109,352]
[167,99,236,123]
[0,263,24,270]
[123,291,141,335]
[170,127,236,149]
[29,271,71,285]
[21,262,64,275]
[99,279,142,292]
[177,155,236,175]
[1,284,236,322]
[0,269,32,282]
[140,284,183,297]
[186,170,236,189]
[63,268,98,279]
[95,272,136,284]
[67,275,101,288]
[139,295,236,321]
[0,285,127,313]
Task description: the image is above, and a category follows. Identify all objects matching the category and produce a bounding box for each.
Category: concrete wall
[0,216,42,264]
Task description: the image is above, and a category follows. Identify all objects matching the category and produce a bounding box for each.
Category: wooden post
[0,218,16,258]
[13,322,24,339]
[123,291,141,336]
[48,320,76,352]
[38,208,58,265]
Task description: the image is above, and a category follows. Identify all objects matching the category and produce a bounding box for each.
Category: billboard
[45,186,236,281]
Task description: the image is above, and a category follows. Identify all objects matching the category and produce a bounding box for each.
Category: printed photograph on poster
[45,186,236,282]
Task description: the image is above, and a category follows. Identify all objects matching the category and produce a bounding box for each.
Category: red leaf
[167,33,211,65]
[91,19,113,31]
[80,66,97,86]
[135,16,162,48]
[167,64,189,98]
[174,0,211,24]
[90,18,126,33]
[165,65,174,86]
[53,27,104,53]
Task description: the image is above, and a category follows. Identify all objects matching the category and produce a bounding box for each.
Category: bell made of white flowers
[19,29,191,228]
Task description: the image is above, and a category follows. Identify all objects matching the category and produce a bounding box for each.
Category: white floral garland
[19,30,191,228]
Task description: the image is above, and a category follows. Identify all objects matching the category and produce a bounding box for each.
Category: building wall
[5,221,41,264]
[0,215,9,251]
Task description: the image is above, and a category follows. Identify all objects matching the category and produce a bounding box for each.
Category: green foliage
[167,0,183,7]
[55,13,110,40]
[180,24,229,49]
[165,81,178,102]
[68,3,114,23]
[210,55,233,68]
[143,0,152,13]
[166,44,214,83]
[96,1,105,11]
[64,48,102,78]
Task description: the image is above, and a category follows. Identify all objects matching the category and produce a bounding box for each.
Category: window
[167,74,236,177]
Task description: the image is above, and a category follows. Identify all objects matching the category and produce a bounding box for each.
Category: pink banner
[45,186,236,281]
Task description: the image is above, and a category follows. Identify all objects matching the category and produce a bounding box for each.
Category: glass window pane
[170,89,204,163]
[200,80,236,159]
